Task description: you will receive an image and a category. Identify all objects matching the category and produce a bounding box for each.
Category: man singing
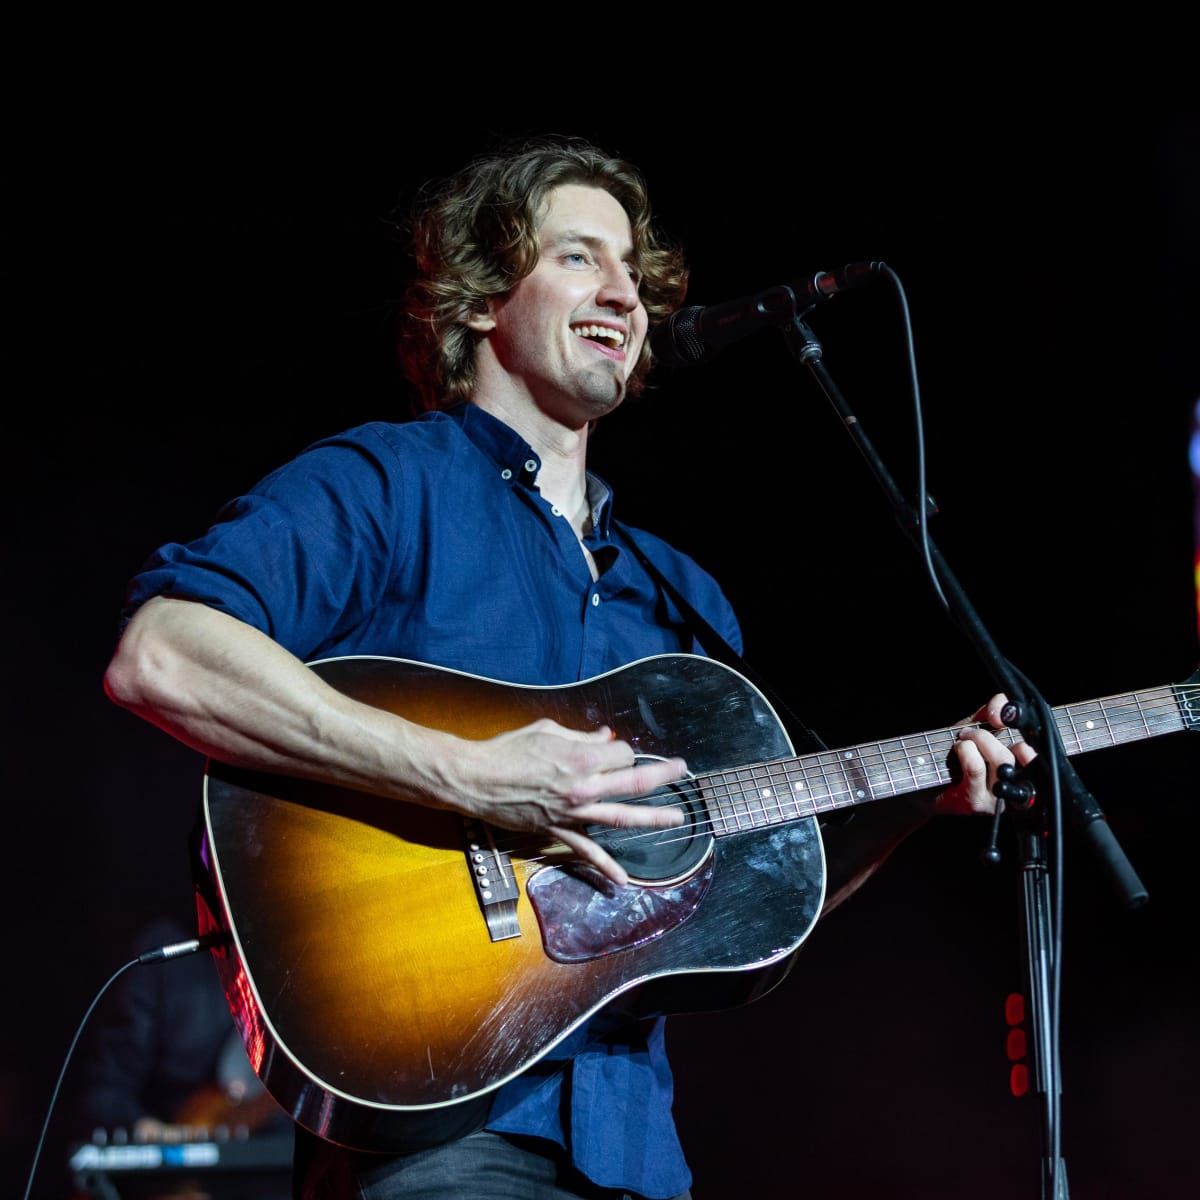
[106,137,1026,1199]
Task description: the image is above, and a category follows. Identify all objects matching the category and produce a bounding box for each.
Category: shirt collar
[584,472,614,540]
[445,401,543,486]
[443,402,615,539]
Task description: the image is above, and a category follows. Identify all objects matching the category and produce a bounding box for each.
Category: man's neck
[470,395,591,536]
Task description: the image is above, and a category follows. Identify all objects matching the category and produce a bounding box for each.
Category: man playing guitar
[105,137,1025,1200]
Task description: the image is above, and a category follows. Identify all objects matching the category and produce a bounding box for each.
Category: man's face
[482,183,648,429]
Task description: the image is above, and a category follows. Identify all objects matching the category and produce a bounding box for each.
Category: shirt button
[551,505,562,517]
[591,593,600,607]
[500,468,512,480]
[524,459,538,474]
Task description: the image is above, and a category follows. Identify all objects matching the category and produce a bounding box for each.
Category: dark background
[6,110,1198,1198]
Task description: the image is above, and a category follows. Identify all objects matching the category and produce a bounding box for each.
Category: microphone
[650,261,885,367]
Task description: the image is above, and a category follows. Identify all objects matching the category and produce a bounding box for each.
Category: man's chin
[581,388,625,425]
[527,369,627,431]
[564,372,626,425]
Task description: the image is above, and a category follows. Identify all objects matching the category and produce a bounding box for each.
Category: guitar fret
[744,766,772,828]
[1058,704,1084,754]
[1098,699,1119,743]
[758,768,781,822]
[834,752,858,804]
[792,757,819,811]
[788,763,816,819]
[1131,687,1184,738]
[762,762,792,821]
[742,767,770,828]
[790,763,813,809]
[880,738,920,795]
[753,766,779,827]
[901,734,945,791]
[797,756,826,812]
[838,746,872,806]
[707,770,736,834]
[736,769,754,827]
[810,753,835,813]
[1133,691,1153,740]
[1065,700,1115,751]
[876,740,903,799]
[922,731,949,791]
[1060,700,1089,753]
[726,769,749,829]
[700,772,719,834]
[726,769,751,830]
[812,752,843,813]
[1100,700,1120,743]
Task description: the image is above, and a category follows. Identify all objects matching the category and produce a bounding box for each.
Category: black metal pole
[780,311,1073,1198]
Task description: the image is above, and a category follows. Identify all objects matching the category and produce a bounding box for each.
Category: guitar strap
[615,523,829,756]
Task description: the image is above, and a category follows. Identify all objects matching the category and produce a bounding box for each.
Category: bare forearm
[104,597,453,804]
[104,597,687,885]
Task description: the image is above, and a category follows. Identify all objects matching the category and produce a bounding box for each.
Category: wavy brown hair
[399,137,688,411]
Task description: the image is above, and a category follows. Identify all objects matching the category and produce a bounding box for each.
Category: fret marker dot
[916,756,926,765]
[855,789,865,799]
[794,782,805,792]
[844,751,854,759]
[1085,720,1095,730]
[761,788,772,798]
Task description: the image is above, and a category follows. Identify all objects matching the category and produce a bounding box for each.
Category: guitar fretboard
[699,683,1193,836]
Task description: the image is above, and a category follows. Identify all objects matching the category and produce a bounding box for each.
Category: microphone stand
[778,310,1146,1200]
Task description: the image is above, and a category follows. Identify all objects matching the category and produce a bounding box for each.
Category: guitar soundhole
[529,765,716,965]
[589,766,712,885]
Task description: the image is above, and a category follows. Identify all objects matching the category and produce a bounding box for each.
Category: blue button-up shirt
[126,402,741,1198]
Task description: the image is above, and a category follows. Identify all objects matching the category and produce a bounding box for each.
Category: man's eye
[563,252,590,267]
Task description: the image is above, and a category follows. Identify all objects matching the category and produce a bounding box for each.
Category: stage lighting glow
[1194,398,1200,640]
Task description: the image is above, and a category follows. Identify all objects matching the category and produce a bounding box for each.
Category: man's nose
[597,262,640,312]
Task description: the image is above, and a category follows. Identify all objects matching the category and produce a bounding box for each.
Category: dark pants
[296,1128,691,1200]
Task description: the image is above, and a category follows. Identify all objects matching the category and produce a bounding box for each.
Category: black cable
[22,936,212,1200]
[873,261,1068,1192]
[877,263,950,615]
[23,957,139,1200]
[868,263,1068,1192]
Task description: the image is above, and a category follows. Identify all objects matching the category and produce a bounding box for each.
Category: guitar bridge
[462,818,521,941]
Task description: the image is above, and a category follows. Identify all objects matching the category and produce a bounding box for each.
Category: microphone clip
[995,762,1037,810]
[781,314,823,365]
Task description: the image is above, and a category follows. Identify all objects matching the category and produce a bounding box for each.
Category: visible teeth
[571,324,625,347]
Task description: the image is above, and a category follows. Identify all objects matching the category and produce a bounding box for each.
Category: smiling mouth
[570,323,627,351]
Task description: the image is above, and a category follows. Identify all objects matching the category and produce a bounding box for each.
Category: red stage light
[1004,993,1025,1026]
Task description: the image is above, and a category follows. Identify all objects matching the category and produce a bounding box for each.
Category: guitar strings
[483,690,1193,843]
[481,689,1196,862]
[484,691,1195,860]
[608,689,1198,853]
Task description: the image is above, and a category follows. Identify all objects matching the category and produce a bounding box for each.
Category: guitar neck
[699,680,1197,835]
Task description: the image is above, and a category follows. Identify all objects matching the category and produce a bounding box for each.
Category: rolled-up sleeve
[122,427,406,659]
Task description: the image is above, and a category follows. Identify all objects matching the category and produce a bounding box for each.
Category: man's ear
[464,303,496,333]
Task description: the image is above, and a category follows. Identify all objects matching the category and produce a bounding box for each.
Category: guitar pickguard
[526,856,715,964]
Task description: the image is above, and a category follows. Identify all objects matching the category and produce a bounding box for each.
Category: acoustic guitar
[195,653,1197,1150]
